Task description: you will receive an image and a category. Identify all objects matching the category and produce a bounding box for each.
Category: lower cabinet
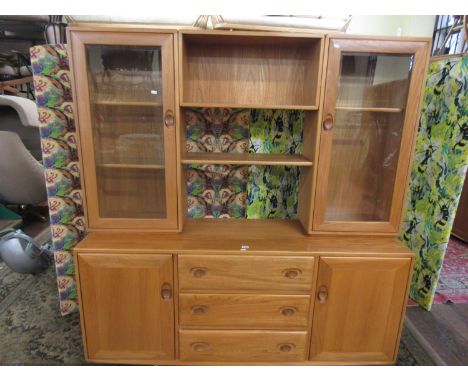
[310,257,412,363]
[76,253,175,362]
[75,252,412,364]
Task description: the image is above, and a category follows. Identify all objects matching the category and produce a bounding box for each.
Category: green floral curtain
[400,56,468,310]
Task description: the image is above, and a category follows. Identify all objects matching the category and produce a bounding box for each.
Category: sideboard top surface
[74,220,413,256]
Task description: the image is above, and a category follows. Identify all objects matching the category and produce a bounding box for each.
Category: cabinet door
[310,257,411,363]
[313,38,429,233]
[77,253,174,362]
[70,31,178,230]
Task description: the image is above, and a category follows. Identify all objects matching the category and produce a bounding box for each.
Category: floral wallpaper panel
[30,45,86,316]
[247,109,304,219]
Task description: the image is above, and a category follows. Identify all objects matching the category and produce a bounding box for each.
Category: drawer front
[180,330,308,362]
[180,294,311,329]
[178,255,315,292]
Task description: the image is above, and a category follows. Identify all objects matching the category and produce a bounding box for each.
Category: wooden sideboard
[68,24,430,365]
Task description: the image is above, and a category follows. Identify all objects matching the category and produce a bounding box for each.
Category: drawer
[180,293,311,329]
[178,255,315,292]
[179,329,308,362]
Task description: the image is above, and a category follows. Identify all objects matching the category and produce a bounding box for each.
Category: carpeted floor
[0,261,435,365]
[0,265,84,365]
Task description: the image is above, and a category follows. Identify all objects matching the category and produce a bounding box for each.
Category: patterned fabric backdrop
[247,110,303,219]
[185,108,249,153]
[184,108,304,219]
[399,56,468,310]
[186,164,248,218]
[30,45,86,316]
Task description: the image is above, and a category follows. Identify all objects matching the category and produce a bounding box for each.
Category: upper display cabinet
[68,29,178,230]
[312,37,429,234]
[67,26,429,235]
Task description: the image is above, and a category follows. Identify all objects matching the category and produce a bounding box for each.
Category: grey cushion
[0,131,46,205]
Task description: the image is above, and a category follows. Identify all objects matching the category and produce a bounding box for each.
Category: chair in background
[0,94,42,160]
[0,95,47,221]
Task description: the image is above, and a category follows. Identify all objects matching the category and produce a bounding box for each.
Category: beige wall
[347,15,436,38]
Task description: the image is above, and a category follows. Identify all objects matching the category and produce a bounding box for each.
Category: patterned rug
[434,236,468,304]
[408,236,468,306]
[0,264,435,365]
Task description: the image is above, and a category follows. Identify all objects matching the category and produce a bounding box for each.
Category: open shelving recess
[178,30,324,228]
[180,30,324,109]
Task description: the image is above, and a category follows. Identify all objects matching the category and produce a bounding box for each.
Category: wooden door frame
[312,38,429,233]
[69,30,178,230]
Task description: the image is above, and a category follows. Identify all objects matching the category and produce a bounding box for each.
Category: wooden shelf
[94,100,162,107]
[181,153,313,167]
[335,106,403,113]
[97,163,165,170]
[181,102,318,111]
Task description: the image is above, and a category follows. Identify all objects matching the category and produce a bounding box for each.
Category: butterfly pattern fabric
[247,110,304,219]
[399,56,468,310]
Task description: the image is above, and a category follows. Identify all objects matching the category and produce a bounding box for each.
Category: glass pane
[337,54,413,109]
[325,53,414,222]
[86,45,166,219]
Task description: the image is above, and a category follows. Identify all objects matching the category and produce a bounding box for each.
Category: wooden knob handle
[322,113,334,131]
[160,283,172,300]
[280,306,297,316]
[164,109,175,128]
[191,267,208,278]
[317,285,328,303]
[191,342,209,352]
[191,305,208,315]
[278,343,295,353]
[282,268,302,279]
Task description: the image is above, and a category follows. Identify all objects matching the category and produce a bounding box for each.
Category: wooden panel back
[181,33,322,107]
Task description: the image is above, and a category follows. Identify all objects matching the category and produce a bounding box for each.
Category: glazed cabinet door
[69,31,178,230]
[310,257,411,363]
[76,253,174,362]
[313,38,429,233]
